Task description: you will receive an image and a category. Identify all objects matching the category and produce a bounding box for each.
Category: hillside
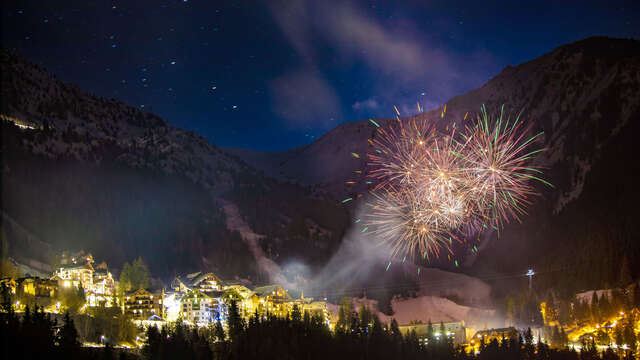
[231,37,640,293]
[0,50,349,282]
[2,37,639,299]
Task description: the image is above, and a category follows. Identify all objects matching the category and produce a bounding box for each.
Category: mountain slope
[232,37,640,291]
[1,50,349,281]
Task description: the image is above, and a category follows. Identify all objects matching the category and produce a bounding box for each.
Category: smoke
[304,200,394,300]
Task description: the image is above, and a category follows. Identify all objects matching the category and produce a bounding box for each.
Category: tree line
[2,297,638,360]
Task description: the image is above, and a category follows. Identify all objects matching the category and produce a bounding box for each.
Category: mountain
[1,50,349,283]
[231,37,640,293]
[2,37,639,298]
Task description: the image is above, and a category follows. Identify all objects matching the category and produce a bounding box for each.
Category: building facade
[172,272,224,294]
[181,290,225,325]
[54,260,94,289]
[123,288,164,320]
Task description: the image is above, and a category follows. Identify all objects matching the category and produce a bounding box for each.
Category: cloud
[266,0,499,123]
[269,68,342,129]
[323,3,453,85]
[352,98,380,111]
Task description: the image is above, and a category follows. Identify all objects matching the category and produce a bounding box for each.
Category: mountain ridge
[2,36,639,295]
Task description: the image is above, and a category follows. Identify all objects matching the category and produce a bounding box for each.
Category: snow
[575,289,613,304]
[220,199,295,288]
[326,295,496,328]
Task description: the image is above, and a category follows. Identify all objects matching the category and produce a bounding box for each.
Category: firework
[365,187,453,260]
[461,105,549,228]
[357,104,548,263]
[366,118,436,189]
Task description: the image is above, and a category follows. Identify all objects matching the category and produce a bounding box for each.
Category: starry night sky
[2,0,639,151]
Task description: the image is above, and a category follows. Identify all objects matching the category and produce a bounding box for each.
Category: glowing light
[359,104,548,262]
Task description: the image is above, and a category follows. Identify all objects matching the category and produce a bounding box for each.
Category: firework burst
[462,105,550,228]
[356,104,549,264]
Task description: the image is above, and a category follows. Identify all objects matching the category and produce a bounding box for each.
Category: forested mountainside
[2,37,639,297]
[231,37,640,294]
[1,49,349,282]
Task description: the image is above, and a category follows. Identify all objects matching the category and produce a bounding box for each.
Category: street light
[526,269,535,290]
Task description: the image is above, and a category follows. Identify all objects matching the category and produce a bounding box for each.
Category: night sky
[2,0,638,151]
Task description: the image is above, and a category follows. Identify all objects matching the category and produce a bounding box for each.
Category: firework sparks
[356,104,548,263]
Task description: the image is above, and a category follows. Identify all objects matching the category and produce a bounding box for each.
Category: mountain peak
[552,36,640,58]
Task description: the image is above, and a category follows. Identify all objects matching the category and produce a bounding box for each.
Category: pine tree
[58,312,80,353]
[290,304,302,323]
[227,300,245,342]
[358,304,371,333]
[600,292,612,319]
[214,319,225,341]
[426,319,434,343]
[390,318,402,351]
[336,298,349,334]
[524,327,535,359]
[614,324,624,346]
[623,319,636,349]
[591,292,600,322]
[145,325,162,356]
[632,282,640,309]
[618,256,633,289]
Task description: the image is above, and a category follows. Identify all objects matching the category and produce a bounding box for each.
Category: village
[0,251,335,332]
[0,251,487,349]
[1,250,639,356]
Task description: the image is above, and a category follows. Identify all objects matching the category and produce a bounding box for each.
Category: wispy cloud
[352,98,380,111]
[269,68,342,129]
[266,0,498,126]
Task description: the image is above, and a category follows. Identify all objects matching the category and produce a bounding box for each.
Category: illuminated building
[301,300,332,324]
[19,277,58,298]
[469,327,520,351]
[87,264,116,306]
[250,285,292,318]
[223,284,255,318]
[181,290,225,325]
[53,260,94,289]
[123,288,164,320]
[162,292,182,322]
[172,272,224,294]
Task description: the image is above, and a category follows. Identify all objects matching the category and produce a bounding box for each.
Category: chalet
[172,272,224,294]
[19,277,58,298]
[250,285,292,318]
[223,284,256,318]
[88,264,116,306]
[53,260,94,289]
[124,288,164,320]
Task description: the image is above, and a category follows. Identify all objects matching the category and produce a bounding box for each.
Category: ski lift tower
[526,269,535,290]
